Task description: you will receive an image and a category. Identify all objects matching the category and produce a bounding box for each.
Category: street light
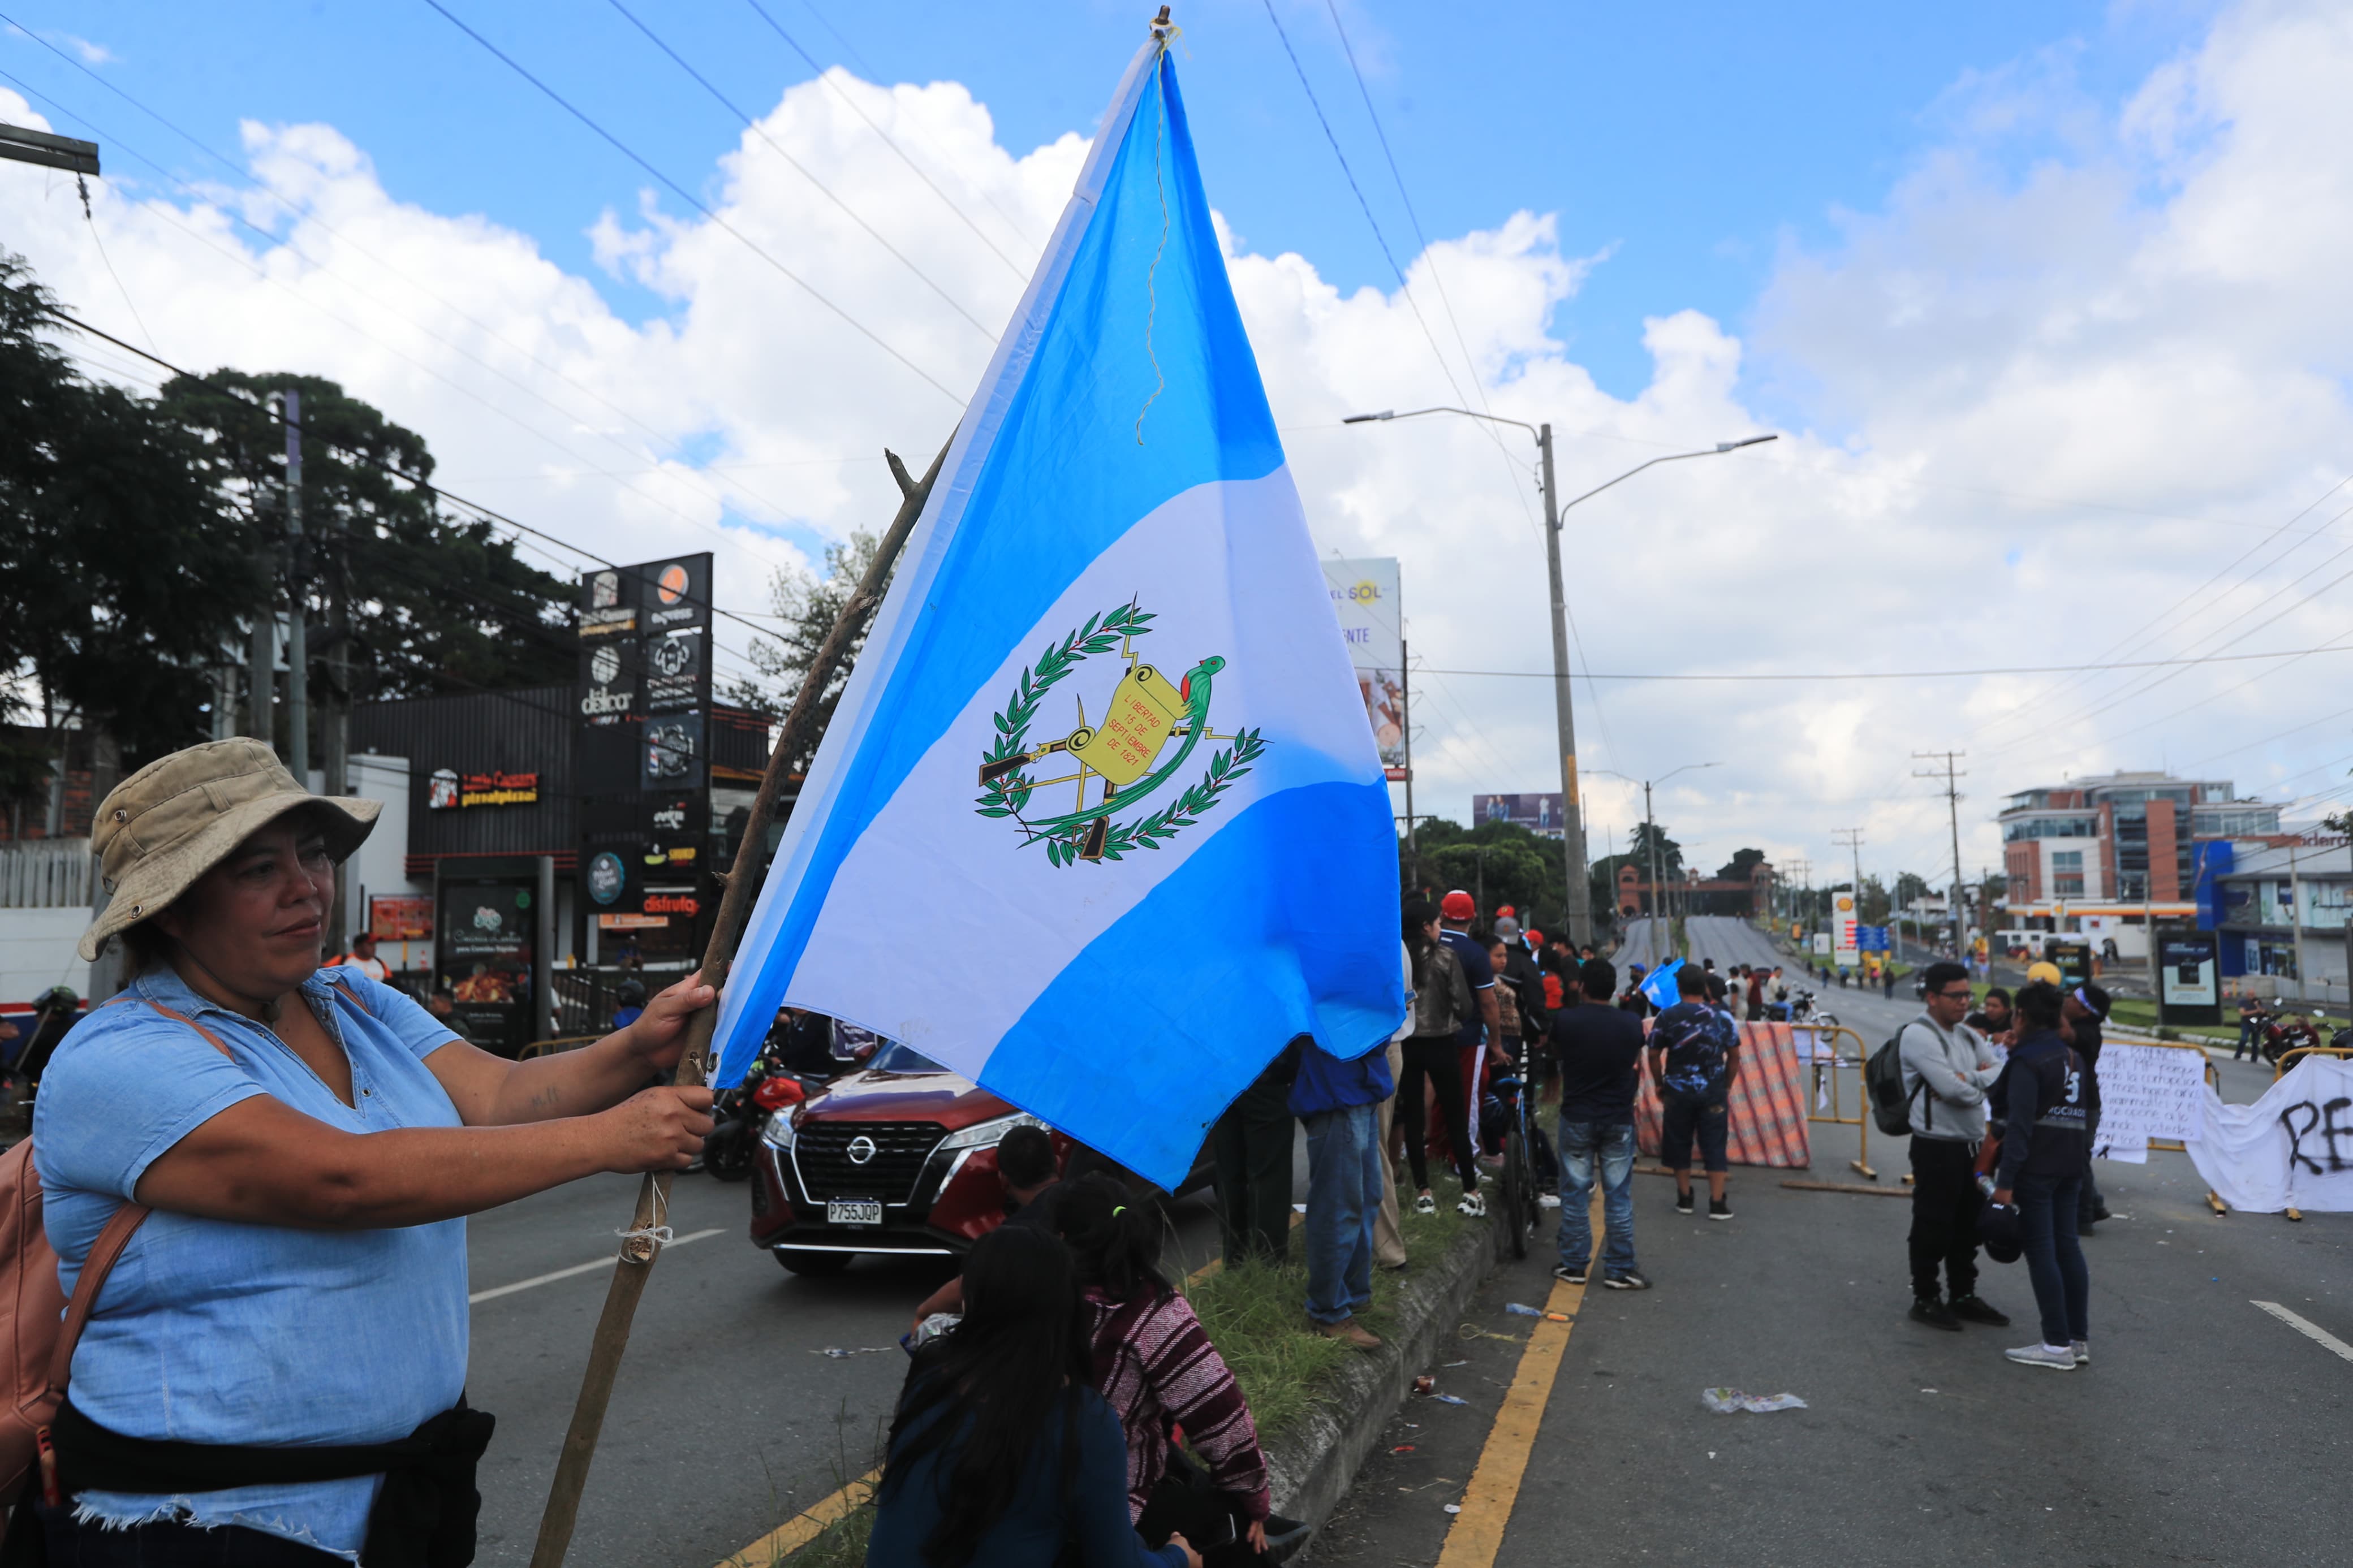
[1590,763,1720,960]
[1343,407,1774,949]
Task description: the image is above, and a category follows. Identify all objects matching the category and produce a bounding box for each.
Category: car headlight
[761,1105,801,1151]
[935,1111,1049,1152]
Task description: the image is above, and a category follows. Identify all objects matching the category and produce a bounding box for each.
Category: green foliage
[153,366,574,704]
[725,529,911,771]
[971,603,1153,819]
[1716,846,1768,882]
[1406,817,1568,929]
[1627,819,1683,879]
[0,251,261,763]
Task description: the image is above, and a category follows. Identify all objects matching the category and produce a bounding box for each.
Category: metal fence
[0,839,90,909]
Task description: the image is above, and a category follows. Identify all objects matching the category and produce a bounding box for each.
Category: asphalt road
[461,1147,1241,1567]
[1314,920,2347,1568]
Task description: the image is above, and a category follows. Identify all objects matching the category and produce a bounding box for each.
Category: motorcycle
[2260,1012,2324,1067]
[701,1048,815,1181]
[1767,987,1821,1023]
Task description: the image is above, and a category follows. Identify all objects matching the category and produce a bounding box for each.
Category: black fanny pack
[34,1397,493,1568]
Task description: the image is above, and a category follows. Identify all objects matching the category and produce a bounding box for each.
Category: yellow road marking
[718,1210,1279,1565]
[1433,1189,1598,1568]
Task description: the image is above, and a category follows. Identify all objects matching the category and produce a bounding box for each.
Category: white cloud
[6,0,2352,893]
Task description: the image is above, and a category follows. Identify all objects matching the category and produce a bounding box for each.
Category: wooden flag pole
[527,437,950,1568]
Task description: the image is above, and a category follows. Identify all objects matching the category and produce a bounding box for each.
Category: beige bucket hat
[79,737,380,961]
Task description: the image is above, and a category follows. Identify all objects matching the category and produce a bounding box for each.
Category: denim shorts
[1659,1088,1729,1173]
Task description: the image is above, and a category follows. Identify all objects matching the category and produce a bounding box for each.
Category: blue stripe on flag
[977,780,1403,1190]
[713,48,1285,1075]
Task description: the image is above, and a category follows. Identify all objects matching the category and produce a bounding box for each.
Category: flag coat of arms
[711,28,1403,1187]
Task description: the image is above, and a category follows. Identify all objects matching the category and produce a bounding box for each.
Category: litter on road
[1701,1388,1808,1414]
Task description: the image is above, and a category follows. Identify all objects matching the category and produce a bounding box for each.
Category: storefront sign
[458,770,540,807]
[369,895,433,941]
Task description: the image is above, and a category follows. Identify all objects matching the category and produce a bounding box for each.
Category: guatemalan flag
[708,28,1404,1189]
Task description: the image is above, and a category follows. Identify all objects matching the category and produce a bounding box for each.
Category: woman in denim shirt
[35,740,714,1563]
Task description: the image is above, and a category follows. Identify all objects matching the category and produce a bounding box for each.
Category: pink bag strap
[42,995,239,1398]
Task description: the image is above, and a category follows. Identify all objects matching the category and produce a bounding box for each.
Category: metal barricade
[1798,1023,1876,1179]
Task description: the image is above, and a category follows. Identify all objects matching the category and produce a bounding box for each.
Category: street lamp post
[1343,407,1773,950]
[1590,763,1719,962]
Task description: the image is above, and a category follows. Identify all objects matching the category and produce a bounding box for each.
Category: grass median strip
[737,1196,1470,1565]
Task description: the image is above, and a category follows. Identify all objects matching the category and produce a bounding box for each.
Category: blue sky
[6,1,2212,400]
[11,0,2348,874]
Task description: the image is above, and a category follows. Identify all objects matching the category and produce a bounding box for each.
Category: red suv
[749,1040,1212,1274]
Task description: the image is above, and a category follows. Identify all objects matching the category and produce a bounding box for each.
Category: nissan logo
[846,1135,878,1166]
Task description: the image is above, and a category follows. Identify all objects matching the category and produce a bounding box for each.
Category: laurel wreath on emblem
[973,602,1267,867]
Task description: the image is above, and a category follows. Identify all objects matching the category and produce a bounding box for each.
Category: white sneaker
[2004,1343,2077,1371]
[1537,1194,1562,1209]
[2070,1340,2090,1366]
[1458,1191,1486,1218]
[1413,1193,1437,1215]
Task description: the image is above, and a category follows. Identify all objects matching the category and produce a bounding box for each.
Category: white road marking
[2251,1299,2353,1364]
[469,1227,725,1303]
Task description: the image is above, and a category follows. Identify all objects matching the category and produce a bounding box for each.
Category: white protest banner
[2186,1055,2353,1213]
[2091,1042,2208,1164]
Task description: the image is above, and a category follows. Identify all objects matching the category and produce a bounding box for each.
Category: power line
[43,304,813,659]
[1410,641,2353,682]
[0,15,823,539]
[0,64,818,575]
[419,0,962,403]
[738,0,1039,273]
[604,0,1000,339]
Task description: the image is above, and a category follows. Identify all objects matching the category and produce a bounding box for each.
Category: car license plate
[827,1199,884,1226]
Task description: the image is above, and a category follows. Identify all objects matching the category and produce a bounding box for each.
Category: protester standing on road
[1550,958,1649,1290]
[1372,938,1412,1272]
[2065,983,2113,1234]
[2235,994,2265,1061]
[1649,965,1740,1219]
[334,930,391,983]
[1618,964,1654,1020]
[38,738,714,1563]
[1991,982,2092,1371]
[1291,1026,1393,1350]
[1901,962,2011,1332]
[1210,1036,1298,1268]
[1401,893,1489,1217]
[1491,915,1549,1050]
[872,1225,1199,1568]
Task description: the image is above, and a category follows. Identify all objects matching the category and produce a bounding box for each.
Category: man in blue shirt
[1647,965,1742,1219]
[1290,1029,1395,1350]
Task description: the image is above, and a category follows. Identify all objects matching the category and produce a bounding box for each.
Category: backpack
[0,993,239,1525]
[1864,1023,1926,1138]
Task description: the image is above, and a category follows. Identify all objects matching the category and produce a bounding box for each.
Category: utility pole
[1535,424,1592,949]
[1645,780,1663,958]
[1914,750,1967,957]
[283,388,309,781]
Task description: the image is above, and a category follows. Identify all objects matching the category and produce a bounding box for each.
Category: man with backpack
[1648,965,1740,1219]
[1896,961,2011,1332]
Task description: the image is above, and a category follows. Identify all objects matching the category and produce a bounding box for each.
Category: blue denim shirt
[33,964,468,1560]
[1286,1037,1394,1118]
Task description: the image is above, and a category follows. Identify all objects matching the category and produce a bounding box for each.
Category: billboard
[1475,793,1565,839]
[2158,929,2221,1024]
[1832,891,1859,967]
[1320,557,1406,779]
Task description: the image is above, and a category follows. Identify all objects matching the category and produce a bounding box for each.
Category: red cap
[1525,930,1544,947]
[1440,890,1476,921]
[1496,904,1516,919]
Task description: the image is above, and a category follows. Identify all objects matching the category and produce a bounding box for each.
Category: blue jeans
[1556,1117,1636,1276]
[1302,1102,1381,1325]
[2015,1174,2090,1347]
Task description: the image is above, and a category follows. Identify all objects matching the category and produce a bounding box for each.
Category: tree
[1403,818,1567,932]
[153,370,575,707]
[723,530,890,771]
[1627,820,1683,880]
[1893,871,1934,912]
[1716,846,1768,882]
[0,252,262,770]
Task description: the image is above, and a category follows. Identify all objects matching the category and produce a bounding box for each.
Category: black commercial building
[351,551,778,1054]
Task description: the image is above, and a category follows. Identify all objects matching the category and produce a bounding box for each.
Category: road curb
[1264,1211,1503,1560]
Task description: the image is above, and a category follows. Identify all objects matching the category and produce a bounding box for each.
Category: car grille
[794,1122,947,1204]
